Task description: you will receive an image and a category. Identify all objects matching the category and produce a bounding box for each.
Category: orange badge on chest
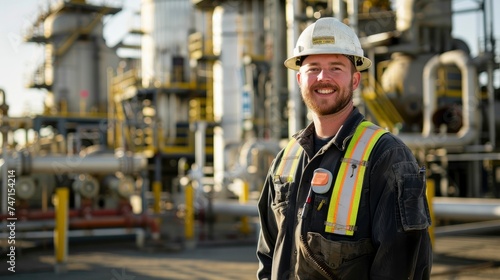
[311,168,333,194]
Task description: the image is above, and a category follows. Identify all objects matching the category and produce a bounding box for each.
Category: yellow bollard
[152,181,162,214]
[54,187,69,271]
[426,178,435,248]
[239,181,251,235]
[185,183,194,240]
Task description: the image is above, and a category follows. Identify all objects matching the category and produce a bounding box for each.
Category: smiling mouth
[315,88,335,95]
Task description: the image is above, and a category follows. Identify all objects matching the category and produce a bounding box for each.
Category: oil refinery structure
[0,0,499,252]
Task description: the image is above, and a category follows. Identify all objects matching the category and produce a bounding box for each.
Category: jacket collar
[294,107,365,157]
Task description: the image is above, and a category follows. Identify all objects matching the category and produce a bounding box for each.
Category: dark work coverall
[256,108,432,280]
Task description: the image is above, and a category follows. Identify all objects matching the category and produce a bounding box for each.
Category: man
[256,17,432,279]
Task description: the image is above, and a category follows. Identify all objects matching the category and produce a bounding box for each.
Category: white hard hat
[284,17,371,71]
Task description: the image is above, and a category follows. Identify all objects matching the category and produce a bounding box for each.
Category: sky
[0,0,498,117]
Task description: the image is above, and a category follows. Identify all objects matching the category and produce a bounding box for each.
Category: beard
[301,81,354,116]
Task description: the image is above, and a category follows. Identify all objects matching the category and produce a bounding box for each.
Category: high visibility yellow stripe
[325,124,367,233]
[276,138,298,176]
[287,146,304,182]
[344,130,372,232]
[276,138,303,182]
[345,128,387,234]
[274,122,386,236]
[325,121,386,235]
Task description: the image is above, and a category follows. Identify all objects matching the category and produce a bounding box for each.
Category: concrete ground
[0,237,259,280]
[1,229,500,279]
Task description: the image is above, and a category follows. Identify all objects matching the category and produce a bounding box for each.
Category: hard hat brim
[284,52,372,71]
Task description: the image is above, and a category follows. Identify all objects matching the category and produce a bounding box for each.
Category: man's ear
[352,71,361,90]
[296,71,301,85]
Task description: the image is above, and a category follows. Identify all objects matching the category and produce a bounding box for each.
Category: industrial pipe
[207,196,500,223]
[239,180,251,235]
[68,215,159,236]
[195,195,500,222]
[426,178,435,248]
[1,208,132,221]
[184,182,195,240]
[211,200,258,217]
[54,188,69,267]
[0,211,160,237]
[6,151,147,175]
[286,0,305,136]
[398,50,479,148]
[435,219,500,236]
[433,197,500,221]
[11,196,495,224]
[238,139,281,171]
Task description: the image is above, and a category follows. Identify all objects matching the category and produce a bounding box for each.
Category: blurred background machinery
[0,0,499,250]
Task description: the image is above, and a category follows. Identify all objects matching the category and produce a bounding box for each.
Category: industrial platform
[1,228,500,280]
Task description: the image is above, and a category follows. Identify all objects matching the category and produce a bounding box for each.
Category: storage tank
[141,0,193,87]
[212,4,243,192]
[44,5,120,114]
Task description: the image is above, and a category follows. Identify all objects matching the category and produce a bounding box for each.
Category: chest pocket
[271,181,293,228]
[272,137,303,206]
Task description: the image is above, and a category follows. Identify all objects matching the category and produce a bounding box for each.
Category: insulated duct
[5,151,147,176]
[397,50,479,148]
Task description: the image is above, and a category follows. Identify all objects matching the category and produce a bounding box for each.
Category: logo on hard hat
[312,36,335,45]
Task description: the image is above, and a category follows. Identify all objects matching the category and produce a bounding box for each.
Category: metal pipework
[54,187,69,266]
[285,0,304,136]
[1,151,147,215]
[398,50,479,148]
[72,174,100,199]
[6,151,147,176]
[238,140,281,170]
[433,197,500,221]
[211,200,258,217]
[207,196,500,222]
[16,176,36,200]
[104,174,136,199]
[224,139,281,182]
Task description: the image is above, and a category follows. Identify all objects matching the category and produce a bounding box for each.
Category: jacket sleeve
[369,139,433,280]
[256,161,279,280]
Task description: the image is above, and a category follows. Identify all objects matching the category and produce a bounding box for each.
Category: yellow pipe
[54,187,69,264]
[152,181,162,214]
[185,183,194,240]
[239,181,251,235]
[426,178,435,248]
